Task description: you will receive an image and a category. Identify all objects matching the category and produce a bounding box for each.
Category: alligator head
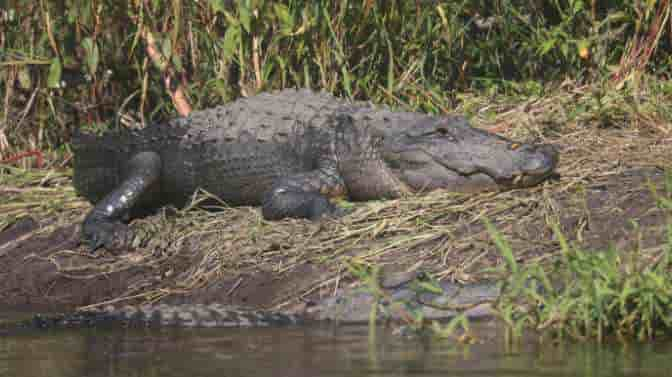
[379,115,558,193]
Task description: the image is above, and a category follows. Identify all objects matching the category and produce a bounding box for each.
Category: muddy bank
[1,130,672,315]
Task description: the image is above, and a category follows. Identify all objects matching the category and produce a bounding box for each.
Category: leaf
[222,25,241,60]
[274,3,290,24]
[436,4,448,26]
[161,37,172,60]
[172,54,183,72]
[386,37,394,93]
[539,39,556,56]
[239,0,251,32]
[599,11,627,26]
[18,66,32,89]
[274,3,293,35]
[209,0,226,13]
[484,218,517,274]
[572,0,585,14]
[81,37,99,75]
[47,58,62,88]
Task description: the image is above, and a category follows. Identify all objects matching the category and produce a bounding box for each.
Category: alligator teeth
[513,175,523,185]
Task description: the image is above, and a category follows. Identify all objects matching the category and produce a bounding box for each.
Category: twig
[142,29,192,116]
[39,0,60,59]
[0,150,44,168]
[252,35,262,89]
[226,277,243,296]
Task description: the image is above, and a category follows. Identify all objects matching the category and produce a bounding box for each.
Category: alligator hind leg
[81,151,161,252]
[262,168,347,221]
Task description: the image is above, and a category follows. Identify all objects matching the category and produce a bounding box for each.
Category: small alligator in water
[6,272,500,330]
[26,304,302,328]
[73,89,558,251]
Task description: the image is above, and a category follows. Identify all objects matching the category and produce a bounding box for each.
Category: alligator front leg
[81,151,161,251]
[262,168,347,220]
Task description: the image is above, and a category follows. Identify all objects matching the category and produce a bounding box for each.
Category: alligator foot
[330,203,354,219]
[81,218,133,252]
[262,189,346,221]
[80,151,162,253]
[306,195,344,220]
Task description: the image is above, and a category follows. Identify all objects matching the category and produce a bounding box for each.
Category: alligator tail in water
[26,304,302,329]
[10,274,502,330]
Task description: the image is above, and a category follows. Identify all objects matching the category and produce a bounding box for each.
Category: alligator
[311,274,500,323]
[72,89,558,251]
[26,304,303,329]
[6,272,501,330]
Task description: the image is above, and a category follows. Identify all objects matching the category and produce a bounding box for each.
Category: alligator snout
[510,143,559,187]
[520,144,559,175]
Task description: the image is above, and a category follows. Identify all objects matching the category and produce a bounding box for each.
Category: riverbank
[2,85,671,322]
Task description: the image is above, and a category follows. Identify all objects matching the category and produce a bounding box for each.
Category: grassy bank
[2,80,672,340]
[2,1,672,343]
[2,0,672,157]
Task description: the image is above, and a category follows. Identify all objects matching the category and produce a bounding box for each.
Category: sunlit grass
[491,172,672,343]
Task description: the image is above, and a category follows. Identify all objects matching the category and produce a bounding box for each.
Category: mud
[0,217,329,313]
[1,166,668,315]
[1,127,672,316]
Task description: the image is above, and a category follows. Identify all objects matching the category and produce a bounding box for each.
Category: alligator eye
[510,143,520,150]
[435,127,456,141]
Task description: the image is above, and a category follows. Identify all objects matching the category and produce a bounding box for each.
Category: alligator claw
[306,197,352,220]
[329,204,353,218]
[82,220,133,253]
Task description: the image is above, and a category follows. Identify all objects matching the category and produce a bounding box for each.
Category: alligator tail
[27,304,303,329]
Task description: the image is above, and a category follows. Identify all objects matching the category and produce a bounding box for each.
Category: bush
[1,0,670,153]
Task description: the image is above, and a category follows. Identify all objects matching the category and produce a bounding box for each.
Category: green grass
[2,0,672,155]
[490,172,672,343]
[342,171,672,343]
[3,0,672,344]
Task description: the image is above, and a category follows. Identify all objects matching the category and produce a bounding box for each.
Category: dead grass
[2,80,672,310]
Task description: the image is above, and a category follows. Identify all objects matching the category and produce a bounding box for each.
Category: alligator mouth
[431,158,557,189]
[493,168,555,188]
[429,144,559,189]
[387,145,558,192]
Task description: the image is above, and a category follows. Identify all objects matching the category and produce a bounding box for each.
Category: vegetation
[3,0,672,344]
[2,0,672,159]
[337,172,672,343]
[355,188,672,344]
[492,229,672,343]
[489,172,672,343]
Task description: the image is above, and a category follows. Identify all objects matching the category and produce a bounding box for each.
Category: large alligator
[73,89,558,251]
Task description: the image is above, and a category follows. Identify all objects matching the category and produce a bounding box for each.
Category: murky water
[1,320,671,377]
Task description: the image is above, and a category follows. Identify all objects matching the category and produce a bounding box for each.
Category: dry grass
[2,81,672,310]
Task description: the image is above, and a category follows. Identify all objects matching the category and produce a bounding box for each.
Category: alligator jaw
[387,143,558,193]
[430,143,559,191]
[488,143,559,189]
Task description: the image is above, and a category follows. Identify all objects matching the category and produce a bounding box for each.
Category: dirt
[1,129,672,314]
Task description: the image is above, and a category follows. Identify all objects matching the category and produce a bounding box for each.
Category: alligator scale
[73,89,558,251]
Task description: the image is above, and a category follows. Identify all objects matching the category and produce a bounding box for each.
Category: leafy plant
[1,1,670,156]
[490,175,672,343]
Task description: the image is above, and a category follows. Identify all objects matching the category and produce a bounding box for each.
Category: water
[1,321,671,377]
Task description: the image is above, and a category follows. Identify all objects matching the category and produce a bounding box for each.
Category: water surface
[1,321,671,377]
